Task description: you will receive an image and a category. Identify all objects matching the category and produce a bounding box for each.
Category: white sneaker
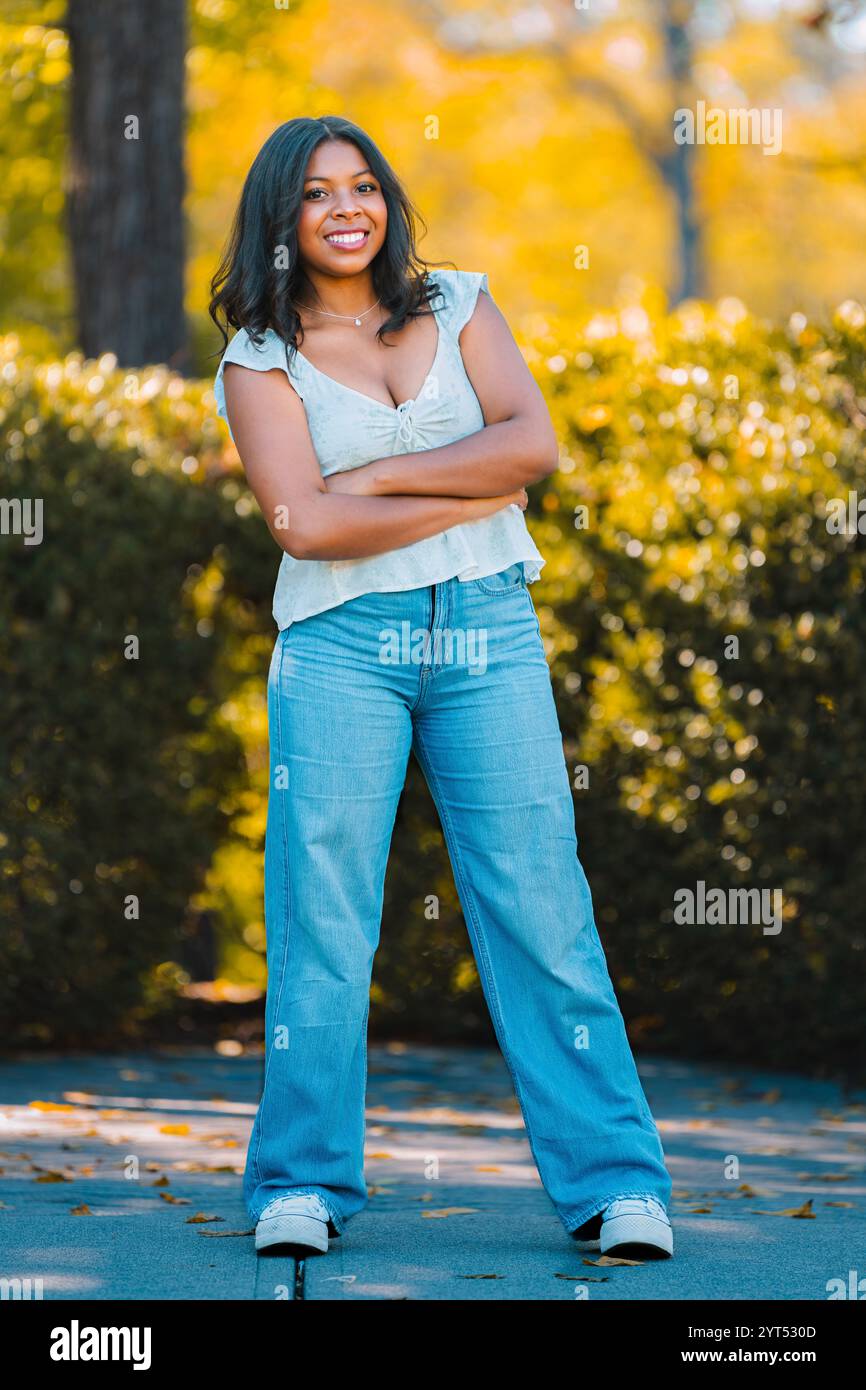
[255,1194,331,1254]
[570,1210,603,1251]
[599,1196,673,1259]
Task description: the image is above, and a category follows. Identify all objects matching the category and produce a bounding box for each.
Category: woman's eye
[304,183,377,200]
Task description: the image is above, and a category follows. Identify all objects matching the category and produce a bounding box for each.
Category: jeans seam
[473,566,525,597]
[412,726,571,1229]
[251,631,294,1196]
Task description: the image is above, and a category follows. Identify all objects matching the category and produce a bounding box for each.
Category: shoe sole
[255,1213,329,1254]
[601,1212,673,1260]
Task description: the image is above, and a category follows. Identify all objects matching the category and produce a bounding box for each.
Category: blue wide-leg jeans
[243,562,672,1236]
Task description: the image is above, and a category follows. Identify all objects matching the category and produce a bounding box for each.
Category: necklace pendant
[354,317,362,327]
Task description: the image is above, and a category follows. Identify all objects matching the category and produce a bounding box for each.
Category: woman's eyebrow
[304,168,374,183]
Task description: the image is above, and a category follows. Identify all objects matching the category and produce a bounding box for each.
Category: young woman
[210,116,673,1261]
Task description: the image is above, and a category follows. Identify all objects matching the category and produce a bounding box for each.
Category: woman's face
[296,139,388,278]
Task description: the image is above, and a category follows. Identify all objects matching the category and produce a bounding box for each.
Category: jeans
[244,563,672,1235]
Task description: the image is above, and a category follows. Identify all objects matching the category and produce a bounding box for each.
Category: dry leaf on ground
[421,1207,479,1219]
[751,1199,816,1219]
[583,1255,643,1267]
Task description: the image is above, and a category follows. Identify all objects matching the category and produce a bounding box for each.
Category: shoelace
[262,1194,329,1220]
[605,1196,668,1221]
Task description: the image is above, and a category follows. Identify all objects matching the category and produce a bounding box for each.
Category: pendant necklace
[298,298,381,328]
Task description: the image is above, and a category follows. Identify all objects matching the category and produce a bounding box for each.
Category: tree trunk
[658,0,706,303]
[66,0,188,369]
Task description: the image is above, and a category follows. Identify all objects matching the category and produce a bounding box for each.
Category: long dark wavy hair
[209,115,451,369]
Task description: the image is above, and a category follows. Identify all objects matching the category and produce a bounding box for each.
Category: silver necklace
[297,297,381,328]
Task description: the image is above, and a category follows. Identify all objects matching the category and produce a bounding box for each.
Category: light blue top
[213,268,546,630]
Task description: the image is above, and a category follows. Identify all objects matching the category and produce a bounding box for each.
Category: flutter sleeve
[432,269,491,339]
[213,328,301,439]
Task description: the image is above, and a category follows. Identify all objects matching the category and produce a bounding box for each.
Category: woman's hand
[460,487,527,521]
[325,468,527,516]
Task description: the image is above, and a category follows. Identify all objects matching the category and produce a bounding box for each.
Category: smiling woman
[208,114,674,1265]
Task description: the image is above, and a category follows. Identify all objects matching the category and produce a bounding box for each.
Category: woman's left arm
[327,289,559,499]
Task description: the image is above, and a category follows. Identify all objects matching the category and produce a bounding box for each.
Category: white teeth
[326,232,367,245]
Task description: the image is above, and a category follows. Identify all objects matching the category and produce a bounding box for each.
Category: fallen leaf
[797,1172,854,1182]
[554,1273,609,1282]
[198,1228,255,1237]
[34,1171,72,1184]
[456,1273,503,1280]
[422,1207,479,1219]
[687,1206,713,1213]
[159,1124,191,1137]
[159,1192,191,1205]
[29,1101,75,1113]
[583,1255,643,1267]
[475,1165,502,1173]
[152,1176,170,1187]
[367,1152,393,1160]
[70,1204,91,1215]
[750,1199,816,1219]
[186,1213,225,1224]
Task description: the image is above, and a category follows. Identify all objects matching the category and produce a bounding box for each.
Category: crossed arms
[221,287,558,562]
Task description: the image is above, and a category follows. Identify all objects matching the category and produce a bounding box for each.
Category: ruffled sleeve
[431,269,490,340]
[213,328,302,438]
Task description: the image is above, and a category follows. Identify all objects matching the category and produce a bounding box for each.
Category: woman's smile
[323,228,370,251]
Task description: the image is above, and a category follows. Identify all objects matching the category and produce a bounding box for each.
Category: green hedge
[1,296,865,1077]
[0,344,275,1044]
[373,297,866,1080]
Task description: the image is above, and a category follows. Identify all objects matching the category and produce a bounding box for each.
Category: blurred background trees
[3,0,866,358]
[1,0,866,1074]
[66,0,187,367]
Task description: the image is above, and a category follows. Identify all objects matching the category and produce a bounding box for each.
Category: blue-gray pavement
[0,1044,864,1301]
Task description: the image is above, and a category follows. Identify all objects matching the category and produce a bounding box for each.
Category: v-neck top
[213,268,545,630]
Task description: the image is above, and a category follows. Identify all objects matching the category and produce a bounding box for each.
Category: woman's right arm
[222,363,524,561]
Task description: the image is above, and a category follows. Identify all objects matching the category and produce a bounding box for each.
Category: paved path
[1,1045,864,1300]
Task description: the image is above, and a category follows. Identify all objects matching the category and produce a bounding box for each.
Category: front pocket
[473,562,526,596]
